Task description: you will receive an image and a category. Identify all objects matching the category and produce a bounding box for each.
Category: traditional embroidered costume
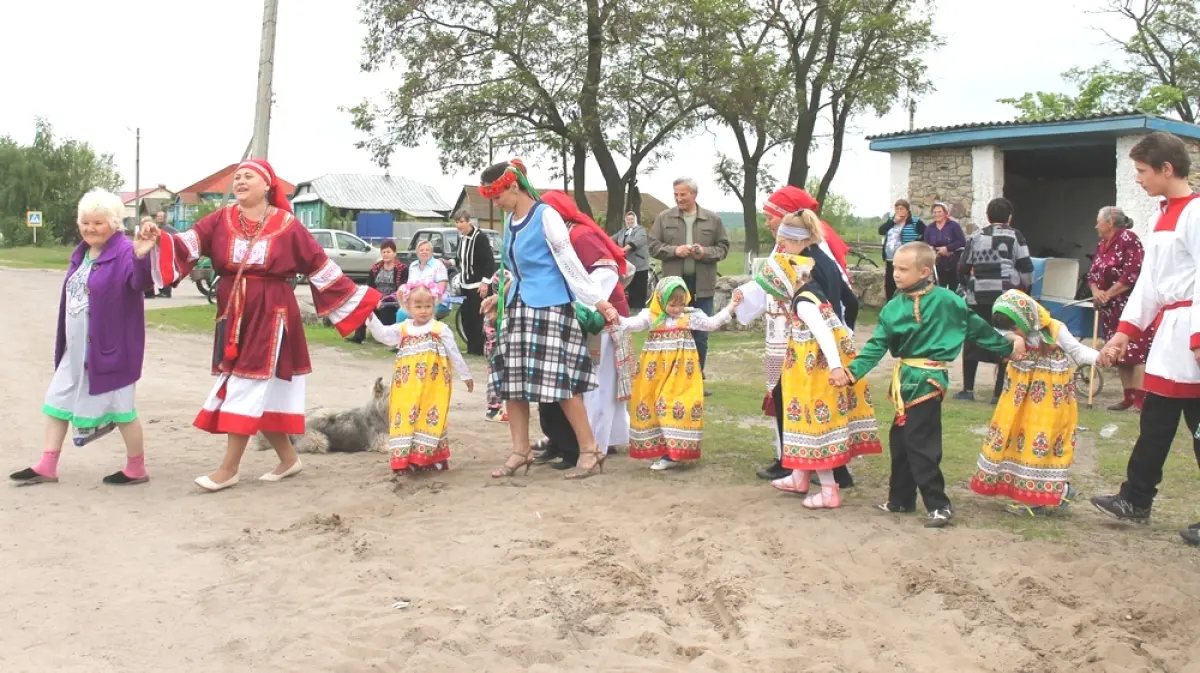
[541,191,634,454]
[970,291,1098,513]
[152,159,379,436]
[367,288,472,472]
[1087,227,1155,409]
[1094,191,1200,524]
[848,281,1013,526]
[482,169,605,404]
[619,277,733,466]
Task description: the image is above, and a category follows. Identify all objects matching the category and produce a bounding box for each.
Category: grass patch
[0,245,75,269]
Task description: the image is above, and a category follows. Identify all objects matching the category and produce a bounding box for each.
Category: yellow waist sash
[890,358,951,416]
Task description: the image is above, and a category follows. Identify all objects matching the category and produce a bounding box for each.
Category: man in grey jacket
[614,211,650,310]
[648,177,730,379]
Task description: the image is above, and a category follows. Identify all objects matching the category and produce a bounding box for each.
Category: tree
[805,177,854,231]
[352,0,595,212]
[0,119,122,246]
[1000,0,1198,122]
[706,1,793,254]
[768,0,937,198]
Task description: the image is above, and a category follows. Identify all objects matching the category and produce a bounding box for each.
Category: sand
[3,266,1200,673]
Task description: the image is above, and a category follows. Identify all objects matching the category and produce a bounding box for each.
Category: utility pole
[134,128,141,227]
[251,0,279,158]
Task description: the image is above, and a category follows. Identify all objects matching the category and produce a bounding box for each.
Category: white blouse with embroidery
[366,317,473,381]
[617,305,734,333]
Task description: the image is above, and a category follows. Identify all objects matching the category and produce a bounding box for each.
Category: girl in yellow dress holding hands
[605,277,739,470]
[368,280,474,474]
[970,290,1097,515]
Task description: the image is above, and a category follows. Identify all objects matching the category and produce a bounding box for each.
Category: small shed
[291,173,451,241]
[451,186,671,231]
[867,112,1200,269]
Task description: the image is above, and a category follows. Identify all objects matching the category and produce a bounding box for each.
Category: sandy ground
[3,266,1200,673]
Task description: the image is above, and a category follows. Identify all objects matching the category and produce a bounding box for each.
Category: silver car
[307,229,382,280]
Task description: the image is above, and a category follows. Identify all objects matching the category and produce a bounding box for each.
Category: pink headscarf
[401,278,443,303]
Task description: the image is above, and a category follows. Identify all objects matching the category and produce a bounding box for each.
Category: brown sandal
[565,449,605,480]
[491,451,534,478]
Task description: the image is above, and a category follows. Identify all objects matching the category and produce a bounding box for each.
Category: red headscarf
[238,158,293,214]
[541,190,628,276]
[764,185,849,276]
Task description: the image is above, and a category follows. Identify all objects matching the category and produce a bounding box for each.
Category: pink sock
[33,451,61,478]
[124,454,147,479]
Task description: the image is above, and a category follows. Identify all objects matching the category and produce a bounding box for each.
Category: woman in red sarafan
[1086,206,1156,411]
[145,159,380,491]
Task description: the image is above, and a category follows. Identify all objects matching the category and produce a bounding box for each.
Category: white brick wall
[1115,134,1163,237]
[970,145,1004,231]
[889,152,911,206]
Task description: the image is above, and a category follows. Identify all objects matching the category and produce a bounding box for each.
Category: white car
[307,229,382,280]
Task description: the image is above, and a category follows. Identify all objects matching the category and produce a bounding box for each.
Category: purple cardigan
[55,234,154,395]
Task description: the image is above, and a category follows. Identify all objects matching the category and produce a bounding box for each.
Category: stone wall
[1187,138,1200,193]
[906,148,974,230]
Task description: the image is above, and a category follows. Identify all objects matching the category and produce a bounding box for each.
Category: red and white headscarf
[237,158,293,214]
[764,185,849,280]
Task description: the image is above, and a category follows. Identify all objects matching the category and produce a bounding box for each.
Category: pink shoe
[771,470,810,494]
[803,484,841,509]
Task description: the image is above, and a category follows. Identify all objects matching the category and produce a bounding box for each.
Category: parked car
[397,227,503,295]
[307,229,381,280]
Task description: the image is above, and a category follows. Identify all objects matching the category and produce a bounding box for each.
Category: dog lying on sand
[253,378,389,454]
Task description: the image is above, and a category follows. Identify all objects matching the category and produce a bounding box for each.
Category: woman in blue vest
[479,160,614,480]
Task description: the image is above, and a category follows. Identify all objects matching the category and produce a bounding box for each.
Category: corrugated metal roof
[865,110,1153,140]
[299,174,451,213]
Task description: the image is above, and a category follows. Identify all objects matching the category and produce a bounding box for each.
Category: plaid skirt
[490,297,596,403]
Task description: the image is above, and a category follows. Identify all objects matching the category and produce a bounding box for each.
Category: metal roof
[295,173,451,215]
[866,111,1200,152]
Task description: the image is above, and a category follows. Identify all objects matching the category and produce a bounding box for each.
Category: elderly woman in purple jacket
[10,189,157,486]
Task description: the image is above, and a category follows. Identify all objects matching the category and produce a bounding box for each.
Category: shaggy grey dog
[253,377,389,454]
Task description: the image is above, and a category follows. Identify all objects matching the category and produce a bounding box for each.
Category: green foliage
[1000,0,1198,123]
[0,119,122,246]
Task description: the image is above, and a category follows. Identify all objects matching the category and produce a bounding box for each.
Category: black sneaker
[875,502,916,514]
[952,391,975,402]
[756,461,790,480]
[925,507,953,528]
[1090,494,1151,523]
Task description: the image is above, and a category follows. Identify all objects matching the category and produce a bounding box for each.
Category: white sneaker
[650,458,678,471]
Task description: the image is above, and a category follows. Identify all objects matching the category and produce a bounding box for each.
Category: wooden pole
[251,0,278,158]
[1087,308,1100,409]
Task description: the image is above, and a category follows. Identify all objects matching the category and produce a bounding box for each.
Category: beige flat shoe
[259,460,303,482]
[194,474,239,492]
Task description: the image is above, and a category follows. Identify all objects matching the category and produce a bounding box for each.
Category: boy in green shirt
[843,243,1022,528]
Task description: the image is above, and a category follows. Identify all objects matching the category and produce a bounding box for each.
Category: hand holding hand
[828,368,850,387]
[1008,334,1027,360]
[478,283,489,298]
[465,379,475,393]
[728,291,743,309]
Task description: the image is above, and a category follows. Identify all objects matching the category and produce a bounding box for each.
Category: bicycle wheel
[1073,366,1103,400]
[454,304,468,345]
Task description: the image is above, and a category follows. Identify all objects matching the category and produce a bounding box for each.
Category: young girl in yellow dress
[367,280,474,474]
[969,290,1098,515]
[759,252,882,508]
[610,277,739,470]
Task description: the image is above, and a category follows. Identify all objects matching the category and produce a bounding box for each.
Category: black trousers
[936,265,958,292]
[962,303,1007,396]
[884,261,897,301]
[887,398,950,512]
[772,381,853,486]
[1118,393,1200,509]
[538,402,580,461]
[460,291,486,355]
[627,269,649,311]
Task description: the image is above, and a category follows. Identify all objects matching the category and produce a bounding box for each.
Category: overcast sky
[0,0,1126,216]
